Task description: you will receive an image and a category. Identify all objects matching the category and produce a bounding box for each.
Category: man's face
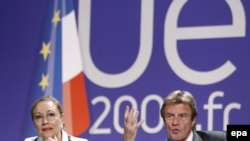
[163,103,196,141]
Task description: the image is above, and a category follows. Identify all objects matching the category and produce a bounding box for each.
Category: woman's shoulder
[63,130,88,141]
[24,136,88,141]
[24,136,37,141]
[70,135,88,141]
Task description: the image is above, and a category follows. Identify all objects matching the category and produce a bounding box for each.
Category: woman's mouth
[42,127,52,131]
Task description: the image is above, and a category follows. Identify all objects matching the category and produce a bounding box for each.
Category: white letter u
[78,0,154,88]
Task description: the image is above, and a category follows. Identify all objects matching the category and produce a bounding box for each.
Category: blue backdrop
[0,0,249,141]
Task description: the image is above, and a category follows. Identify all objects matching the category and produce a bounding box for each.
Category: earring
[61,123,64,129]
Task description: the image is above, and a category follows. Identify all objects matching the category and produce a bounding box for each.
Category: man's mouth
[172,128,180,134]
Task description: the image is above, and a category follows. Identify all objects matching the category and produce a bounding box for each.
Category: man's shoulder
[195,130,226,141]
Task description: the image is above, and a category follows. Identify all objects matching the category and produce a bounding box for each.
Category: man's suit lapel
[193,131,203,141]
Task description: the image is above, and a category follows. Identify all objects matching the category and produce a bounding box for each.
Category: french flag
[62,0,90,136]
[20,0,90,139]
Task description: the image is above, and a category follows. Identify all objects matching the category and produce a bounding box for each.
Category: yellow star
[39,74,49,91]
[40,42,51,61]
[52,10,61,27]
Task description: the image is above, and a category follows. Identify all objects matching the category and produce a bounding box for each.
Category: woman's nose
[42,117,49,124]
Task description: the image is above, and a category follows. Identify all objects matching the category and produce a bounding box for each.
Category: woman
[24,96,88,141]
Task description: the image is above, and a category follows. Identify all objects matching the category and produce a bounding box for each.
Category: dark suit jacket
[193,130,226,141]
[167,130,226,141]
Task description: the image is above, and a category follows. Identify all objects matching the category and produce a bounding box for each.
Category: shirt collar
[186,130,193,141]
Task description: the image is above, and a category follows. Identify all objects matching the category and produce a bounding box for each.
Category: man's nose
[172,116,180,125]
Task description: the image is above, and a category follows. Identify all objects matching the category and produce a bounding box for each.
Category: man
[123,90,226,141]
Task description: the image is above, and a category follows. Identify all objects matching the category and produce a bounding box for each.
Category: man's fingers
[128,107,135,117]
[124,106,129,119]
[135,110,139,119]
[124,106,136,120]
[137,119,144,128]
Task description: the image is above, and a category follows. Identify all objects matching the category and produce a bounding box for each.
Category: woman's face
[33,100,64,139]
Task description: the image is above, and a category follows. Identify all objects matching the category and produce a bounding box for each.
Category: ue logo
[77,0,246,88]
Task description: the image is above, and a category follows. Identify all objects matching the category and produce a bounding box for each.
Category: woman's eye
[48,113,55,117]
[34,115,42,120]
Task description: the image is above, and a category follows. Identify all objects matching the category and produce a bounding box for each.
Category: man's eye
[180,114,187,118]
[165,114,173,118]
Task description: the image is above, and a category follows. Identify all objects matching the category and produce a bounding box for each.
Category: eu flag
[20,0,90,139]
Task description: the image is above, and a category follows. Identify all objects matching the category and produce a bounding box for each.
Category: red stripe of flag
[63,72,90,136]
